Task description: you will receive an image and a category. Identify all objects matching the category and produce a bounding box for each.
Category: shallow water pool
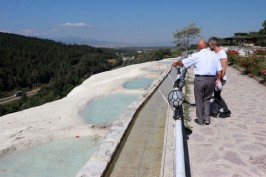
[80,93,140,124]
[0,137,98,177]
[123,78,154,89]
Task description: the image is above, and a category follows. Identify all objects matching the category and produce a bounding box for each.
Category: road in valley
[0,88,40,105]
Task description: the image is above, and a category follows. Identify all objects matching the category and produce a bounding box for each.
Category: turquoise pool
[80,93,140,124]
[123,78,154,89]
[0,137,99,177]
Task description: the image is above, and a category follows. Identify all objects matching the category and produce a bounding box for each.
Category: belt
[195,75,215,77]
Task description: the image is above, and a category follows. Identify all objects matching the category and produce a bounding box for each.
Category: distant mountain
[55,36,128,48]
[55,36,173,48]
[138,41,174,47]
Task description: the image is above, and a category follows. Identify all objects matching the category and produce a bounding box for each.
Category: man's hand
[172,60,183,67]
[215,79,221,84]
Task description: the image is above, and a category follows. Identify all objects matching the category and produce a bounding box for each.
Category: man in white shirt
[172,39,222,125]
[208,37,231,118]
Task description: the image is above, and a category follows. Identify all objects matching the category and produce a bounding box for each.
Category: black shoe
[210,112,218,118]
[194,119,204,125]
[204,122,210,125]
[219,110,231,118]
[203,119,210,125]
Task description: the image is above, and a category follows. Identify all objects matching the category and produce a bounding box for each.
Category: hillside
[0,32,121,93]
[0,32,173,116]
[0,32,122,115]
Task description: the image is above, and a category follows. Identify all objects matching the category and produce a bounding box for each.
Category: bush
[258,60,266,80]
[254,49,266,55]
[228,49,266,80]
[255,40,266,47]
[227,50,239,64]
[236,55,250,71]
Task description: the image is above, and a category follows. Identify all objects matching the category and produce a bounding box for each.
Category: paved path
[187,66,266,177]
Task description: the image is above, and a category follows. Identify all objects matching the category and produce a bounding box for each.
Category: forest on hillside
[0,32,122,115]
[121,48,172,66]
[0,32,172,116]
[0,32,121,93]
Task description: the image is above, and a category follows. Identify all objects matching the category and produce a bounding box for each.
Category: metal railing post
[170,66,187,177]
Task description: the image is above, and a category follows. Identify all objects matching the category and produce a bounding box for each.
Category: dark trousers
[214,80,229,112]
[194,77,216,123]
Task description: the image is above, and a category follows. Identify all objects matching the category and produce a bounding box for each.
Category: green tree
[262,19,266,30]
[0,32,121,116]
[173,23,201,54]
[259,19,266,34]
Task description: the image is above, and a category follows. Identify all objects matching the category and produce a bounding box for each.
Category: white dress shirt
[182,48,222,75]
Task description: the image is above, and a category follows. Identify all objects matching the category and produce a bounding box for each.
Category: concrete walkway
[107,68,174,177]
[187,66,266,177]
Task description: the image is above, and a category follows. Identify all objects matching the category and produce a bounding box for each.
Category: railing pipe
[172,66,187,177]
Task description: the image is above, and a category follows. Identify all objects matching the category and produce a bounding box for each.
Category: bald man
[172,39,222,125]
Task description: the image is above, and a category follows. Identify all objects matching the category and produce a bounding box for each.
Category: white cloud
[19,29,39,36]
[0,30,12,33]
[63,22,92,27]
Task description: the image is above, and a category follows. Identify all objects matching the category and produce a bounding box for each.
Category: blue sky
[0,0,265,46]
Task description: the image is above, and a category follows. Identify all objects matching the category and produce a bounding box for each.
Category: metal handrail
[159,65,187,177]
[172,66,187,177]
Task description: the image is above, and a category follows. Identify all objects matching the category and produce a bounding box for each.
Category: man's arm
[172,53,198,68]
[221,58,227,80]
[217,70,222,82]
